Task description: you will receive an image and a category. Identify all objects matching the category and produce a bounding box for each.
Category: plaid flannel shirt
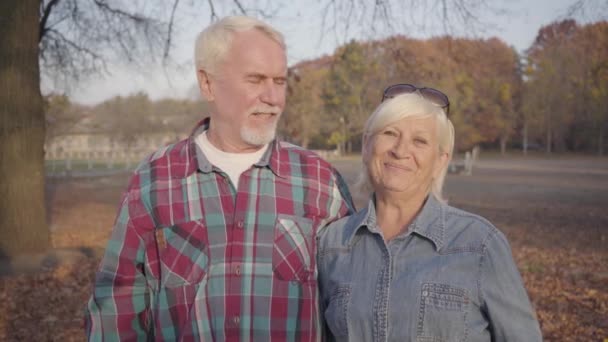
[85,119,354,341]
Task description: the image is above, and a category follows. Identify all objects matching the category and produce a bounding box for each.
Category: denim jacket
[317,195,542,342]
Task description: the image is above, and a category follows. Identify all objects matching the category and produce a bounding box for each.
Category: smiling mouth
[385,162,412,172]
[252,112,277,117]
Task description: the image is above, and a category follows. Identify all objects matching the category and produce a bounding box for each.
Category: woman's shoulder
[441,203,509,251]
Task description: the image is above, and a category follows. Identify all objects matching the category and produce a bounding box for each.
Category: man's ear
[197,69,214,102]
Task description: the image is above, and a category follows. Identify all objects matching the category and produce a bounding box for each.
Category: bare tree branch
[39,0,62,42]
[564,0,608,20]
[207,0,218,20]
[232,0,247,14]
[92,0,147,23]
[37,0,514,94]
[163,0,181,64]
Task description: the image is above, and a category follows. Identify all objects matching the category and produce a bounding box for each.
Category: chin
[241,128,276,146]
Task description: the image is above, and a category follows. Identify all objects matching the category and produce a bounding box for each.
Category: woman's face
[365,115,448,199]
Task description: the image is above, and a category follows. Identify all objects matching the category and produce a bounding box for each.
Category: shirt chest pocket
[417,283,469,342]
[272,215,315,282]
[154,220,210,288]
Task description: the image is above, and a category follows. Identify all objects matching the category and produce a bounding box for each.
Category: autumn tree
[150,98,208,141]
[525,20,581,153]
[44,94,86,144]
[575,22,608,155]
[92,93,155,147]
[524,19,608,153]
[322,41,380,153]
[282,63,331,148]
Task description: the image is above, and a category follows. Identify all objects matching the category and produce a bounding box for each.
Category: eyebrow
[246,72,287,79]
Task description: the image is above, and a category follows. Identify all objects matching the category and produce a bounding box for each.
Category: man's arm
[330,167,356,221]
[85,193,151,341]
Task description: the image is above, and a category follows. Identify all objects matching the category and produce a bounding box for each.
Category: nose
[260,80,284,106]
[390,137,410,159]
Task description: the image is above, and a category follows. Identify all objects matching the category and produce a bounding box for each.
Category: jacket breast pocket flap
[155,220,210,288]
[272,216,315,282]
[417,282,469,342]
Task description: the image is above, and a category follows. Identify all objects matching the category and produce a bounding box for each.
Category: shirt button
[233,316,240,325]
[237,221,244,228]
[422,290,429,297]
[235,264,241,276]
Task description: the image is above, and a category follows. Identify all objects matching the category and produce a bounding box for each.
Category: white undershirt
[194,131,268,189]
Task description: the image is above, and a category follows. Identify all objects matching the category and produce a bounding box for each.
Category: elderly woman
[318,84,542,341]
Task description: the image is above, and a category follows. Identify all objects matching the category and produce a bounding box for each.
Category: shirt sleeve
[85,192,151,341]
[480,230,543,341]
[331,168,356,220]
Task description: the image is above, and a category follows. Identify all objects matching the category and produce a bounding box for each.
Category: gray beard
[240,120,278,146]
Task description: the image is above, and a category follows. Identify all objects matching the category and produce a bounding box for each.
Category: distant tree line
[283,19,608,155]
[47,20,607,156]
[45,92,207,147]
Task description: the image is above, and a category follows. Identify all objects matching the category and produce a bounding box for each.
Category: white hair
[194,16,285,75]
[355,93,455,202]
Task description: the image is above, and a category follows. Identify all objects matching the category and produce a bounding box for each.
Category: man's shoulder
[132,137,193,180]
[277,141,334,167]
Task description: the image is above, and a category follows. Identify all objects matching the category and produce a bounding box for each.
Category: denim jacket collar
[348,194,446,251]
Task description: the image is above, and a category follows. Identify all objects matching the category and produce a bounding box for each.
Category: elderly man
[85,16,353,341]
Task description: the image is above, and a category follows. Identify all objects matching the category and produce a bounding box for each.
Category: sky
[49,0,592,105]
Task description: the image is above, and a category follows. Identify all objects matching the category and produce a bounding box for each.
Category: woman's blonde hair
[354,93,455,202]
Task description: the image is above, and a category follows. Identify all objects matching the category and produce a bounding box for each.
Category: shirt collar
[189,117,287,179]
[346,193,446,251]
[344,195,379,245]
[408,194,446,251]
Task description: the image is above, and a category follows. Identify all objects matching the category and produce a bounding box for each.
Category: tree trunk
[522,121,528,156]
[0,0,50,257]
[600,125,604,157]
[546,124,552,154]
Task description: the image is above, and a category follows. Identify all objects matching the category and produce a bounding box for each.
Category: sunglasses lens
[382,84,417,100]
[420,88,449,109]
[382,84,450,115]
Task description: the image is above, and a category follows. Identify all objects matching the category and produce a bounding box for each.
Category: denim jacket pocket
[155,220,210,288]
[272,215,315,282]
[416,283,469,342]
[324,285,351,338]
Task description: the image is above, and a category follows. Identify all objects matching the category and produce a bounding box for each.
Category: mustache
[248,105,281,115]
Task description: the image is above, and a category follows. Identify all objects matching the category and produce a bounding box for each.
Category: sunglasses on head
[382,83,450,115]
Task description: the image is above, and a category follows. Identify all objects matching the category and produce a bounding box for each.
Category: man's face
[199,29,287,152]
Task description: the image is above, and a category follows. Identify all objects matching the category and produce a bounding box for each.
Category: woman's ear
[433,151,450,179]
[197,69,214,102]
